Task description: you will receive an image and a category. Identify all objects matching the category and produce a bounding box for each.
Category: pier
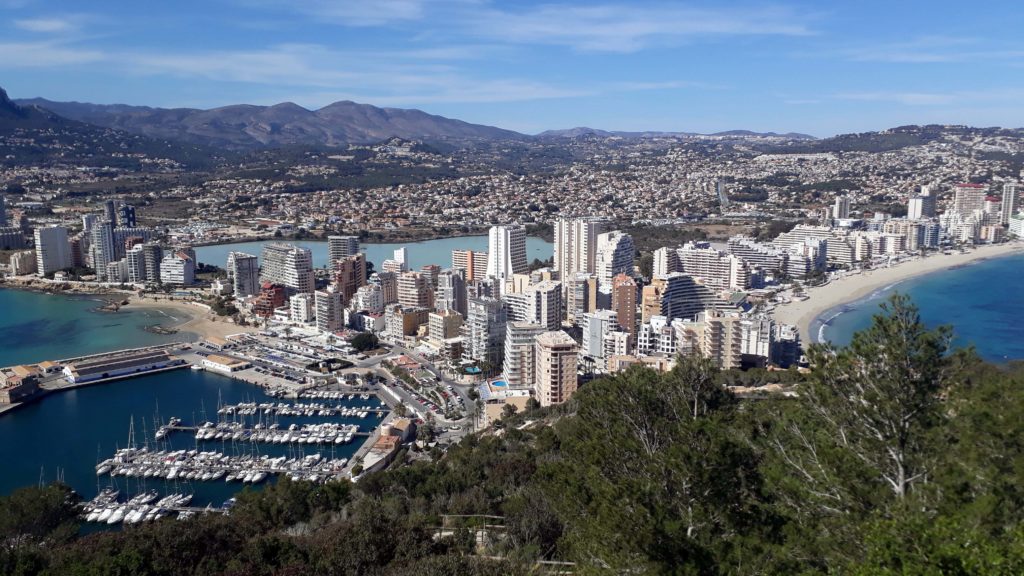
[96,447,349,485]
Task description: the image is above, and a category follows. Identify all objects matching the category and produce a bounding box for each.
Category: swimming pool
[491,380,507,387]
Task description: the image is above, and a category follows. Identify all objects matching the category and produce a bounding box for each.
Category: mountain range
[12,95,523,150]
[7,87,819,150]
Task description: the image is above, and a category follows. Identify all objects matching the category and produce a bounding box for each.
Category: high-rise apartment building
[228,252,260,297]
[676,242,752,291]
[953,183,988,215]
[118,204,137,227]
[653,246,681,278]
[534,331,578,407]
[369,271,398,305]
[566,273,598,323]
[832,195,851,220]
[1001,182,1020,226]
[641,272,731,323]
[327,235,360,263]
[397,271,433,309]
[0,194,6,226]
[553,217,606,278]
[594,231,634,285]
[315,290,344,333]
[486,224,527,281]
[290,293,315,323]
[159,251,196,286]
[260,243,314,296]
[352,284,384,314]
[435,269,467,316]
[503,322,545,389]
[103,200,117,224]
[333,253,367,305]
[611,273,637,341]
[504,279,562,331]
[467,297,507,368]
[34,226,72,276]
[908,185,937,219]
[90,221,115,281]
[451,249,488,281]
[582,310,619,360]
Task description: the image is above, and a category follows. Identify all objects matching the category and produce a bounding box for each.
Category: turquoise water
[0,289,194,367]
[0,370,383,506]
[812,253,1024,361]
[193,235,553,270]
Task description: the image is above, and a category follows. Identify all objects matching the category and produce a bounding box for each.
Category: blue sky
[2,0,1024,136]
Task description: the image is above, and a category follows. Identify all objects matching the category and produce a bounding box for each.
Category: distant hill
[537,126,816,140]
[0,86,226,168]
[14,96,525,150]
[763,124,1024,154]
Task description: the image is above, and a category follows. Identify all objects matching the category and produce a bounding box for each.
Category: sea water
[812,253,1024,361]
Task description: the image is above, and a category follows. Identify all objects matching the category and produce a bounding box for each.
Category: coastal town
[1,120,1024,526]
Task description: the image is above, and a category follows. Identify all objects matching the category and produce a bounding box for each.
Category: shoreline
[0,282,256,343]
[121,296,257,341]
[773,242,1024,345]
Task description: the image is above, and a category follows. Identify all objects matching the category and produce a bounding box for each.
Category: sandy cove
[773,241,1024,345]
[121,296,257,341]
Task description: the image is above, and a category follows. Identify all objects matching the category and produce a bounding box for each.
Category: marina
[0,369,389,512]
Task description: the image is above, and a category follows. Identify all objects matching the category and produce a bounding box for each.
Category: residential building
[451,249,488,281]
[833,195,851,219]
[290,293,315,323]
[90,221,115,281]
[653,246,680,278]
[159,251,196,286]
[534,331,579,407]
[581,310,618,361]
[228,252,260,297]
[467,297,507,368]
[435,269,467,315]
[428,310,463,341]
[566,273,598,323]
[260,243,314,295]
[352,284,384,314]
[369,271,398,305]
[34,226,72,276]
[486,224,527,281]
[333,253,367,305]
[953,183,987,216]
[315,290,344,333]
[594,230,634,285]
[503,322,545,388]
[504,279,562,331]
[611,273,637,341]
[0,226,26,250]
[553,217,606,278]
[1002,182,1020,226]
[397,271,433,308]
[327,235,360,262]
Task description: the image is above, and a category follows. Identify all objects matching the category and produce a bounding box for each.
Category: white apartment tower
[503,322,545,389]
[260,243,314,295]
[554,217,606,278]
[594,230,634,285]
[1001,182,1019,226]
[486,224,528,281]
[833,195,851,220]
[228,252,260,297]
[315,290,344,333]
[90,221,115,282]
[327,235,360,263]
[34,226,72,276]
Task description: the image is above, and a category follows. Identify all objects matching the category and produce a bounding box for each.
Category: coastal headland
[773,241,1024,345]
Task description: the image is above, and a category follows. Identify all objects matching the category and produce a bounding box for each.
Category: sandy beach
[774,241,1024,344]
[122,296,257,341]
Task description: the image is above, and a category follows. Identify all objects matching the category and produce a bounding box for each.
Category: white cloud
[835,89,1024,107]
[14,17,77,32]
[0,41,104,66]
[464,3,815,53]
[239,0,425,26]
[843,36,1024,64]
